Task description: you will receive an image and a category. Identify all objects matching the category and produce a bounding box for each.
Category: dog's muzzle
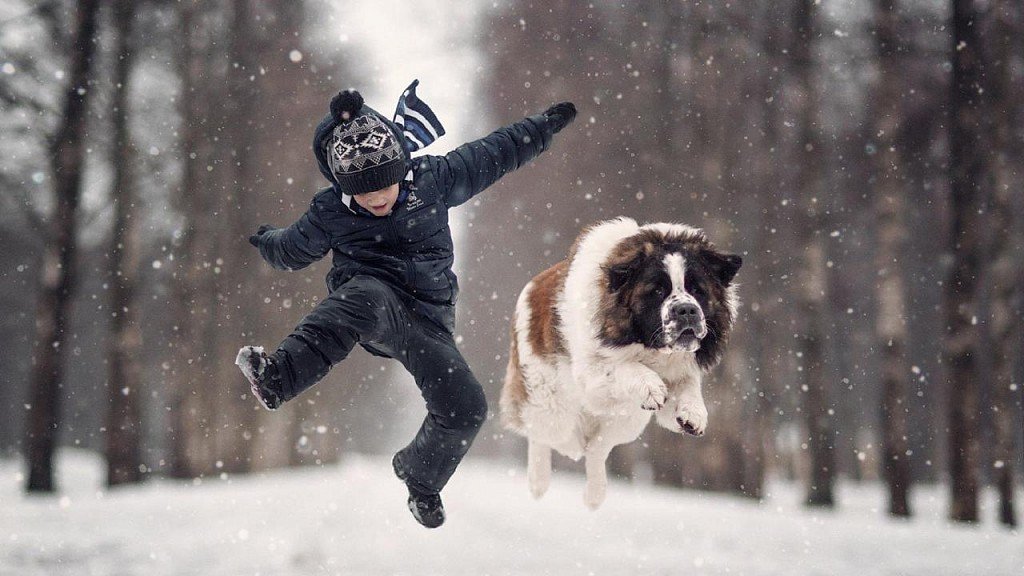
[665,301,707,351]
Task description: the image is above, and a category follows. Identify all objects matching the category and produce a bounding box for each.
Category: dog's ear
[704,250,742,285]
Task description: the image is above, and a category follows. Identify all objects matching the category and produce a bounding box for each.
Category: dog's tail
[500,308,529,434]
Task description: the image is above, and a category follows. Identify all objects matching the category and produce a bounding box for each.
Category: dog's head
[598,225,741,370]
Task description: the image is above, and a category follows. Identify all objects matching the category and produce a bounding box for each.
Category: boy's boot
[392,453,445,528]
[235,346,284,411]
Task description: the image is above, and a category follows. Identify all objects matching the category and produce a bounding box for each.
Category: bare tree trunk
[872,0,912,518]
[212,0,259,474]
[167,0,210,479]
[105,0,144,487]
[985,0,1019,529]
[944,0,986,524]
[24,0,102,493]
[792,0,835,508]
[712,5,762,499]
[744,0,788,501]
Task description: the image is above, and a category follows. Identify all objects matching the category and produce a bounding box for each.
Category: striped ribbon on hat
[393,79,446,153]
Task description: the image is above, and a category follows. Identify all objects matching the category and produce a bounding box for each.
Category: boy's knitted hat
[313,81,446,208]
[326,91,406,196]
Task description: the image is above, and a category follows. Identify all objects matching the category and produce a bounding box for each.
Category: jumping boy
[237,81,576,528]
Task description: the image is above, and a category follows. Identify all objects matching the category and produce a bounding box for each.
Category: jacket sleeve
[430,114,555,208]
[256,196,333,271]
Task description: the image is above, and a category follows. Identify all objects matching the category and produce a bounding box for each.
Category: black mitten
[542,102,577,134]
[248,224,274,248]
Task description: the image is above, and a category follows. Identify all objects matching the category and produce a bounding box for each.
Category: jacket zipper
[386,212,416,291]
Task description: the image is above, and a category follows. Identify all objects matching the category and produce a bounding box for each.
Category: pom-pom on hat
[326,89,405,196]
[330,90,363,123]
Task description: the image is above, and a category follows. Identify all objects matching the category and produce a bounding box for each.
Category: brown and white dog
[500,218,741,509]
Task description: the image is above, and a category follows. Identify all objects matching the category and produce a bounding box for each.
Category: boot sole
[393,454,445,528]
[235,346,278,411]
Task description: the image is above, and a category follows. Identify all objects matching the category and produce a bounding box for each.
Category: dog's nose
[672,301,701,321]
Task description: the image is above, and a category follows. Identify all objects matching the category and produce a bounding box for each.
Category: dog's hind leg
[527,439,552,499]
[583,440,613,510]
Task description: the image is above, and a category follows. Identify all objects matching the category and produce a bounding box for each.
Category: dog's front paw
[638,374,668,411]
[676,402,708,436]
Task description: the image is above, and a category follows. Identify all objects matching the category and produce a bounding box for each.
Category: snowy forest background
[0,0,1022,572]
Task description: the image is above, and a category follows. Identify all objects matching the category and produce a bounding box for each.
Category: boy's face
[353,182,400,216]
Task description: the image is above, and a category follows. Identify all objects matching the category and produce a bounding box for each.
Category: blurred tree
[167,0,217,479]
[895,2,950,485]
[984,0,1020,529]
[791,0,836,508]
[212,0,261,474]
[870,0,912,517]
[105,0,144,487]
[0,2,55,456]
[743,0,790,500]
[944,0,986,524]
[23,0,102,493]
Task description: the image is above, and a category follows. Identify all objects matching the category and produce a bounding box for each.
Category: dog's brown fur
[500,261,567,431]
[527,262,567,358]
[501,323,527,431]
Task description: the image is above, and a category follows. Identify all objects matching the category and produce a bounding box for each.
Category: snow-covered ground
[1,451,1020,576]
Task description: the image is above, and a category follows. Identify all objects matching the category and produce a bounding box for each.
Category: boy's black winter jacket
[254,108,555,332]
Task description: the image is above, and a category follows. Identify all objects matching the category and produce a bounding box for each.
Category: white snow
[1,450,1020,576]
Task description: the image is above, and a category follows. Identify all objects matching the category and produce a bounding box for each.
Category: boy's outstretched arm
[249,193,332,271]
[430,102,576,208]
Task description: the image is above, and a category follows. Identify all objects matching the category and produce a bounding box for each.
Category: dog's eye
[653,286,667,298]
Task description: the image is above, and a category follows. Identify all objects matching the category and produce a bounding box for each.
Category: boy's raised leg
[241,275,401,407]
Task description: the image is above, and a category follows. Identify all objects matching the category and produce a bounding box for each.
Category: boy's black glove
[248,224,274,248]
[543,102,577,134]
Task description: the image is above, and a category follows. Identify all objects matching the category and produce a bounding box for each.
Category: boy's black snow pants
[270,275,487,495]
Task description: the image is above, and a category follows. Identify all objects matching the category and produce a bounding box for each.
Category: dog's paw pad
[679,419,704,436]
[676,404,708,436]
[640,397,664,411]
[639,381,667,411]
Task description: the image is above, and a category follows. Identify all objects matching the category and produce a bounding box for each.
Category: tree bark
[872,0,912,518]
[944,0,986,524]
[105,0,144,487]
[24,0,102,493]
[167,0,210,479]
[744,0,787,501]
[211,0,259,475]
[792,0,835,508]
[984,0,1019,529]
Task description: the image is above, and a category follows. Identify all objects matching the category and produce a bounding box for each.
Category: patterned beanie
[326,91,406,196]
